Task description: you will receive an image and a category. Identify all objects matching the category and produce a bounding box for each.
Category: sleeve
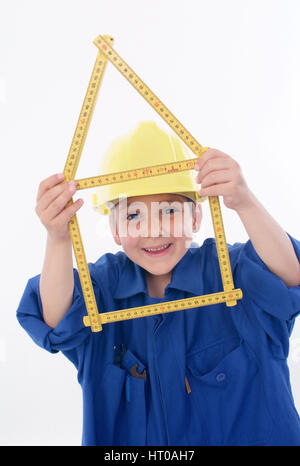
[230,233,300,359]
[234,233,300,322]
[16,253,119,359]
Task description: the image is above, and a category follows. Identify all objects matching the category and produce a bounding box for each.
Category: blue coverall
[16,236,300,446]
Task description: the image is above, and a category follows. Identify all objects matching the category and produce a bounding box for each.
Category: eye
[164,208,177,214]
[127,212,139,221]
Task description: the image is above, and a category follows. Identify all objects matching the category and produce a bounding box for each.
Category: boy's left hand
[194,148,255,212]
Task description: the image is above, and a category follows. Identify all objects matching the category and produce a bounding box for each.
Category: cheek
[120,234,140,253]
[172,212,194,238]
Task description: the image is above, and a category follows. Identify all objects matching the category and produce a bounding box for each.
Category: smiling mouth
[142,243,173,255]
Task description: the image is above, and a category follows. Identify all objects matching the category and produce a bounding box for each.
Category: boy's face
[109,193,202,277]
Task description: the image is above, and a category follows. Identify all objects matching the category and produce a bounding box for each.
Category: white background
[1,0,300,446]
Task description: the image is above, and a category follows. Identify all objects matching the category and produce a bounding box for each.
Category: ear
[192,202,202,233]
[109,210,122,245]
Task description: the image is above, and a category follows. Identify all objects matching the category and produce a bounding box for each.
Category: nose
[144,209,171,238]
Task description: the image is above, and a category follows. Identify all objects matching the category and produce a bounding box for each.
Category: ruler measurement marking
[64,53,107,181]
[74,159,198,190]
[83,290,243,327]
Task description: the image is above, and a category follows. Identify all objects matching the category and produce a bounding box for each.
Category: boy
[17,121,300,446]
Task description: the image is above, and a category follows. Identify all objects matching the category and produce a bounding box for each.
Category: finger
[43,182,78,221]
[195,158,232,183]
[36,173,65,201]
[199,169,233,189]
[52,198,84,226]
[199,181,233,197]
[38,180,77,212]
[194,148,227,171]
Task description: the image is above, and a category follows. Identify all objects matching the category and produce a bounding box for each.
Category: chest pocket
[186,338,274,445]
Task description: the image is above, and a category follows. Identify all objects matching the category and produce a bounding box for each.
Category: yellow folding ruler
[63,34,243,332]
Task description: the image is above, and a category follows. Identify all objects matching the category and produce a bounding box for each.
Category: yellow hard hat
[92,120,205,215]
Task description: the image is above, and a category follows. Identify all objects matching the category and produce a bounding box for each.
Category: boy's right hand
[35,173,84,242]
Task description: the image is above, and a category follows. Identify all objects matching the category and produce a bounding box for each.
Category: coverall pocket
[186,339,273,446]
[94,362,147,446]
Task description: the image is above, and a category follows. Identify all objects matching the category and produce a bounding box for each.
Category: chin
[142,258,175,274]
[146,266,172,276]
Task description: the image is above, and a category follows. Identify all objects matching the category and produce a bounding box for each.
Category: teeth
[145,243,170,252]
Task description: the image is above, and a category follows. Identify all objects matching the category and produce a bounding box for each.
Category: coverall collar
[114,241,202,299]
